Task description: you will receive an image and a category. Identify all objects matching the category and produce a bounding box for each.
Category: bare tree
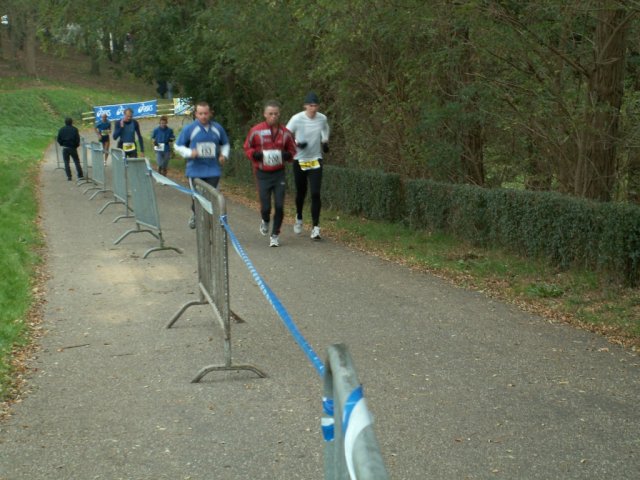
[575,6,634,200]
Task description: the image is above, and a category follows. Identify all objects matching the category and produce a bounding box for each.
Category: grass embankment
[0,78,145,403]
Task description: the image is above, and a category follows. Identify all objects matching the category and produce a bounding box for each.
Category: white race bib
[154,143,165,152]
[196,142,216,157]
[100,129,111,135]
[123,142,135,152]
[263,149,283,167]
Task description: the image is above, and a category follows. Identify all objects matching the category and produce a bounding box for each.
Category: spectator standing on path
[57,117,84,181]
[286,92,330,240]
[243,100,297,247]
[151,115,175,176]
[113,108,144,159]
[174,101,230,229]
[95,113,111,165]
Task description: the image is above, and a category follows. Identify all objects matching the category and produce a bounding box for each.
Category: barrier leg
[190,291,267,382]
[191,362,267,383]
[166,300,207,329]
[114,225,160,245]
[143,245,183,259]
[231,310,245,324]
[113,204,134,223]
[82,182,100,195]
[89,188,112,200]
[98,198,124,214]
[142,231,182,258]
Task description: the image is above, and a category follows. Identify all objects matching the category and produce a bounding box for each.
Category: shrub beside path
[0,134,638,479]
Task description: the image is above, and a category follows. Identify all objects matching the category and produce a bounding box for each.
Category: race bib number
[263,149,283,167]
[100,129,111,136]
[298,159,321,171]
[154,143,165,152]
[196,142,216,157]
[123,142,136,152]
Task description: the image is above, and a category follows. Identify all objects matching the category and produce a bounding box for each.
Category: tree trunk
[23,14,36,75]
[461,125,485,185]
[111,34,123,63]
[84,32,100,75]
[575,8,628,201]
[90,55,100,75]
[0,24,11,61]
[456,26,485,186]
[525,142,552,191]
[9,13,22,62]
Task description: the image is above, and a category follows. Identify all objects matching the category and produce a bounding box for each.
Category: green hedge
[321,165,404,221]
[224,150,254,185]
[225,158,640,285]
[407,179,640,285]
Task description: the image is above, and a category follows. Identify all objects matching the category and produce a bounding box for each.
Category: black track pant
[293,161,322,226]
[62,147,83,179]
[255,168,286,236]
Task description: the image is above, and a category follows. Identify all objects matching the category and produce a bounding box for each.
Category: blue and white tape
[144,160,212,214]
[141,164,327,379]
[322,396,335,441]
[221,215,325,377]
[141,169,335,446]
[343,385,373,480]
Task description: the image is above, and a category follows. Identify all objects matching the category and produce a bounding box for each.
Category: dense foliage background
[3,0,640,203]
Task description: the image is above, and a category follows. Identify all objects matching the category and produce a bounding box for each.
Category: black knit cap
[304,92,320,104]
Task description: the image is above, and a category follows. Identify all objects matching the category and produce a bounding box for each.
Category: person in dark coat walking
[57,117,84,181]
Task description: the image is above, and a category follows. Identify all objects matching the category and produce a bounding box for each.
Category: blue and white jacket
[151,126,175,153]
[175,120,230,178]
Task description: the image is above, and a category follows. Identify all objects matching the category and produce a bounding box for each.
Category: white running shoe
[269,235,280,247]
[310,226,321,240]
[260,220,269,236]
[293,218,303,235]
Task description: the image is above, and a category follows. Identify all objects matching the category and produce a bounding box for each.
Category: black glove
[297,141,308,149]
[283,151,292,161]
[322,142,329,153]
[252,151,263,161]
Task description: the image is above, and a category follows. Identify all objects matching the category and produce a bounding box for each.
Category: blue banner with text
[93,100,158,122]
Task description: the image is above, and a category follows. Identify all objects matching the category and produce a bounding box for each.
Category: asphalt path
[0,119,638,479]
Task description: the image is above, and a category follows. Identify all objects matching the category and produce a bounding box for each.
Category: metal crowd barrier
[120,169,388,474]
[219,211,390,476]
[82,141,100,194]
[98,148,134,222]
[78,137,92,187]
[113,158,181,258]
[53,138,64,171]
[323,344,389,479]
[167,179,266,382]
[84,142,111,199]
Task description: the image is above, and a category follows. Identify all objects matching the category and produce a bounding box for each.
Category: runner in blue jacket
[151,115,175,175]
[95,113,111,165]
[113,108,145,158]
[174,101,230,229]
